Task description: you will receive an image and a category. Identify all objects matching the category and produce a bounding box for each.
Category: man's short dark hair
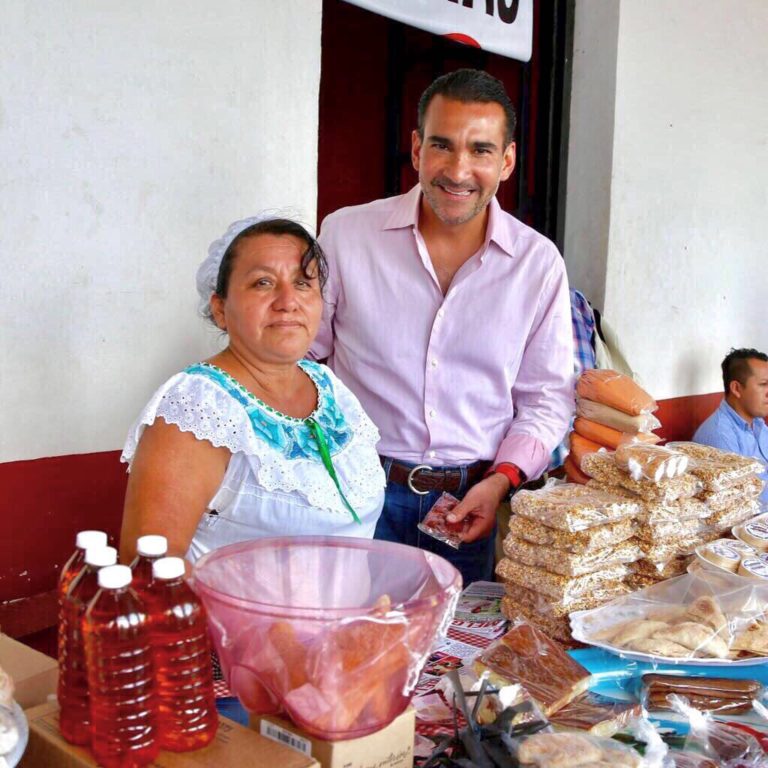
[721,348,768,393]
[417,69,517,147]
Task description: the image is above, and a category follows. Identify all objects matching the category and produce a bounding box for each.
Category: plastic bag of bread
[576,369,657,416]
[515,729,645,766]
[510,481,642,532]
[667,441,765,491]
[614,442,689,483]
[577,397,661,434]
[571,567,768,662]
[574,417,661,450]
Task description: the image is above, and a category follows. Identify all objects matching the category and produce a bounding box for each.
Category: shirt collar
[383,185,516,259]
[720,398,763,432]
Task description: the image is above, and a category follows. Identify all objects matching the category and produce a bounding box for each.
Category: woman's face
[211,233,322,366]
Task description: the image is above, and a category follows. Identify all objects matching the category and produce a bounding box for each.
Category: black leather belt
[383,458,491,495]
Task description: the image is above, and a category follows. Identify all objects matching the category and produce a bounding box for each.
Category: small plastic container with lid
[130,535,168,599]
[58,546,117,745]
[84,564,158,768]
[145,556,218,751]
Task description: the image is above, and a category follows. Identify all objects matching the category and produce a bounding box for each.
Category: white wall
[565,0,768,399]
[0,1,322,462]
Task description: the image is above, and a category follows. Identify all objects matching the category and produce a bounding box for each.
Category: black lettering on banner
[448,0,520,23]
[496,0,520,23]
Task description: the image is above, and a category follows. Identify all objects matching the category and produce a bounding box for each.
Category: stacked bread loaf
[497,483,642,644]
[565,369,660,484]
[581,443,763,590]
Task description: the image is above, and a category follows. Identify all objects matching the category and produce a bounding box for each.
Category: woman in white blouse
[119,216,385,565]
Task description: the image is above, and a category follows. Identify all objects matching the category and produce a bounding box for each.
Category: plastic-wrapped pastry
[517,730,642,767]
[667,441,764,491]
[508,514,635,555]
[614,443,688,483]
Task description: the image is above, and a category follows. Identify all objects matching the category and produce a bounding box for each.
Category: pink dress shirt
[310,185,574,480]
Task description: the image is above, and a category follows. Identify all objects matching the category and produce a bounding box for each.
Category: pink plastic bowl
[191,535,460,740]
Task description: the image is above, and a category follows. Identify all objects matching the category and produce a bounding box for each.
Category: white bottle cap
[137,535,168,557]
[76,530,108,550]
[85,546,117,568]
[152,557,185,580]
[98,564,132,589]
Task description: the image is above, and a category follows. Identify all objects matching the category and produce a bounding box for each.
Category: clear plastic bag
[503,534,640,577]
[668,442,765,492]
[615,443,689,483]
[502,580,630,618]
[701,475,765,510]
[510,481,641,532]
[641,672,761,715]
[576,369,658,416]
[577,397,662,434]
[190,536,460,740]
[515,728,645,766]
[496,557,629,601]
[574,417,661,449]
[417,492,466,549]
[508,513,635,554]
[572,568,768,664]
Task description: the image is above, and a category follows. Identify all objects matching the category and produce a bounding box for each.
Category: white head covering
[196,215,274,321]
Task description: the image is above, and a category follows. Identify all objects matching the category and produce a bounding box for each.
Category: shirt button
[428,450,436,459]
[431,358,438,368]
[437,309,445,319]
[429,408,437,418]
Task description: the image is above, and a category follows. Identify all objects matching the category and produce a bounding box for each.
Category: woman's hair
[214,218,328,302]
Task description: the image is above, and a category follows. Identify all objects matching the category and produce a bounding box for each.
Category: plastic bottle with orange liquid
[58,545,117,745]
[129,534,168,599]
[83,564,158,768]
[145,556,218,751]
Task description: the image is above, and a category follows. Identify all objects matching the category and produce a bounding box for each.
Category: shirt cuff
[494,433,551,481]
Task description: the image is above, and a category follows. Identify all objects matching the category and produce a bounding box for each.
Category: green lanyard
[306,418,361,525]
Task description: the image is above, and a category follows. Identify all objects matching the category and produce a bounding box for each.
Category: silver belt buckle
[407,464,433,495]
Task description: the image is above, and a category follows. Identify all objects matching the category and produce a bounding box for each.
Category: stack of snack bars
[496,484,642,645]
[565,369,660,484]
[581,443,763,590]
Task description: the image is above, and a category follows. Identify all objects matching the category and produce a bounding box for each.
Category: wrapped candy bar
[614,443,688,483]
[510,482,641,532]
[641,673,761,715]
[549,691,642,737]
[502,581,630,618]
[416,492,466,549]
[508,514,635,555]
[700,475,765,510]
[667,441,765,491]
[516,729,643,766]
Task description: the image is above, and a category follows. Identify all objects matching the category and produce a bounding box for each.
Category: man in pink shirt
[310,69,574,586]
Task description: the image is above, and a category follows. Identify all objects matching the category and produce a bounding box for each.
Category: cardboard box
[19,701,320,768]
[0,633,58,709]
[253,707,415,768]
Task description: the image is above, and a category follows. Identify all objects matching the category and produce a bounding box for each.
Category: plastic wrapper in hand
[496,557,629,601]
[190,536,460,740]
[574,416,661,450]
[503,534,640,577]
[668,441,765,492]
[509,513,635,554]
[668,693,768,767]
[582,452,703,503]
[510,480,642,532]
[615,443,689,483]
[576,368,657,416]
[514,729,645,766]
[416,491,466,549]
[474,618,592,715]
[571,567,768,663]
[576,397,661,434]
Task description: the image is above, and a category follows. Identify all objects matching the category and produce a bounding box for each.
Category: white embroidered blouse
[121,360,386,563]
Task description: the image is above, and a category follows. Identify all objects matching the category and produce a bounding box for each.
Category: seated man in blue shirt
[693,348,768,502]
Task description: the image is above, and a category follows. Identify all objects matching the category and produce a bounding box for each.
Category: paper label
[707,543,740,561]
[259,720,312,756]
[745,522,768,540]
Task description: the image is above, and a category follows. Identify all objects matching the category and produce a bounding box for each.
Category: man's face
[733,359,768,421]
[412,95,516,228]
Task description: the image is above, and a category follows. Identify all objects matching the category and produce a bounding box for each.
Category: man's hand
[445,473,511,543]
